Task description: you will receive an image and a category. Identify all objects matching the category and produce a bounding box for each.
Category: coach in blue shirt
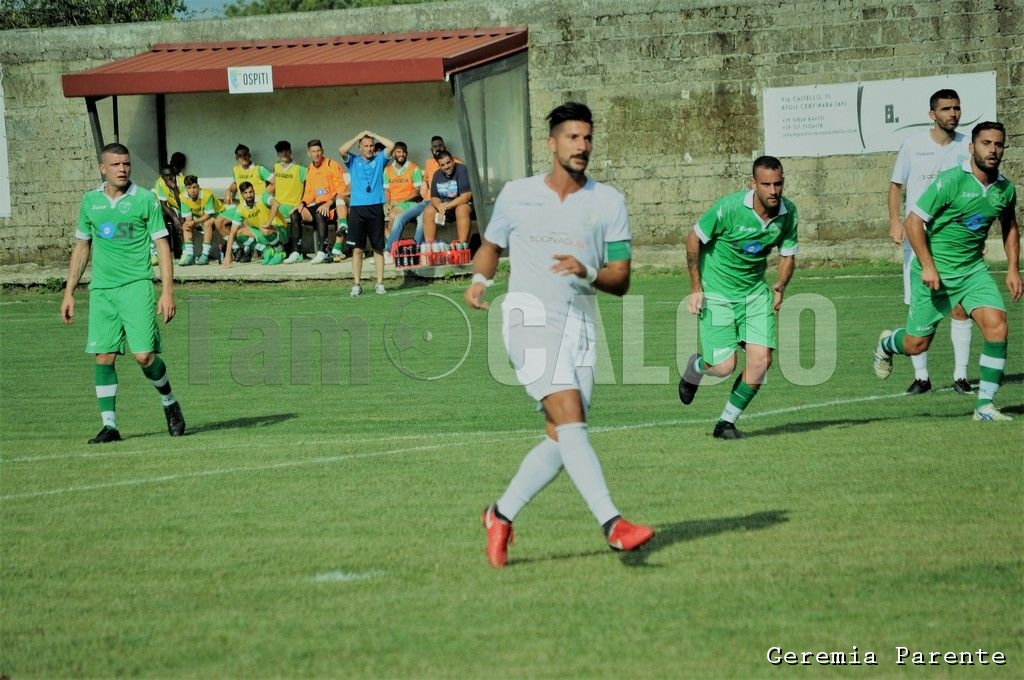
[339,129,396,296]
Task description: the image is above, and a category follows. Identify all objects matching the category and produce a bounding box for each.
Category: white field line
[0,390,920,502]
[311,569,386,583]
[1,428,521,464]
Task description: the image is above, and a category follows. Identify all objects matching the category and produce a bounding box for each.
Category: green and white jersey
[223,192,284,227]
[911,161,1017,279]
[76,183,166,290]
[694,190,799,300]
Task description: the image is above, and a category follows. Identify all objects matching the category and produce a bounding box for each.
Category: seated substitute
[388,135,463,250]
[221,181,289,267]
[423,150,472,243]
[271,140,306,260]
[224,143,274,206]
[154,165,184,260]
[178,175,231,265]
[383,141,425,253]
[287,139,347,264]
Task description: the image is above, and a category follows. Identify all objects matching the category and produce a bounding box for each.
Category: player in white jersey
[465,102,654,569]
[888,89,974,395]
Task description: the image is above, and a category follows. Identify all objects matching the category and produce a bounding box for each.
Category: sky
[181,0,231,17]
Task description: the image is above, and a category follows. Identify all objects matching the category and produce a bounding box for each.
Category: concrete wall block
[0,0,1019,261]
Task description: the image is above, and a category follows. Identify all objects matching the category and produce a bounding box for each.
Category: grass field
[1,265,1021,678]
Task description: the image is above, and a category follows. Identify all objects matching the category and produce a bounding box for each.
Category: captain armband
[605,240,632,262]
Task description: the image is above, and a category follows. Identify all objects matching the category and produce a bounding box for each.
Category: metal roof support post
[112,96,119,142]
[156,93,167,170]
[85,96,105,166]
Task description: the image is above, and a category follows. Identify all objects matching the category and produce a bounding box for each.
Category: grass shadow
[620,509,790,568]
[131,412,299,438]
[512,509,789,568]
[186,412,298,435]
[750,416,896,437]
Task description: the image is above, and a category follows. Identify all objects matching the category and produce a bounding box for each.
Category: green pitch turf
[1,266,1020,678]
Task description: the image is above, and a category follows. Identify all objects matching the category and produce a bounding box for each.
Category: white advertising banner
[227,65,274,94]
[763,72,997,157]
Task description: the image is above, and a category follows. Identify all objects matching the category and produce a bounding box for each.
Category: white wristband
[584,265,598,284]
[472,273,493,288]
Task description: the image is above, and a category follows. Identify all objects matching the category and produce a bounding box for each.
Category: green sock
[332,241,343,254]
[141,356,177,407]
[338,218,348,235]
[977,340,1007,408]
[882,328,908,356]
[719,373,759,423]
[95,363,118,429]
[182,243,193,257]
[201,243,211,256]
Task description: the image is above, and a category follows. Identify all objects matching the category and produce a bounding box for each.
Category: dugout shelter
[60,28,531,229]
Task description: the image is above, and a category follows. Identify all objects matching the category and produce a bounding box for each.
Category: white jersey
[485,174,631,322]
[891,130,969,215]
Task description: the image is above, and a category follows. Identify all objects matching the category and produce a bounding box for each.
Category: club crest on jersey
[964,213,988,232]
[117,201,132,215]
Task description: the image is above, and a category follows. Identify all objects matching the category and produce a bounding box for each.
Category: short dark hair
[160,164,176,178]
[971,121,1006,142]
[752,155,783,176]
[394,141,408,153]
[307,139,323,149]
[929,89,960,110]
[234,144,250,156]
[430,135,444,144]
[435,150,453,162]
[547,102,593,133]
[169,151,187,170]
[100,142,129,160]
[238,181,254,193]
[274,140,291,153]
[184,175,199,186]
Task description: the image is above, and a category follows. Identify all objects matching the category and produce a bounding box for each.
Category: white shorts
[501,295,596,411]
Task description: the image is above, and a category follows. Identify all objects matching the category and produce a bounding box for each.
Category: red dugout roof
[62,28,528,98]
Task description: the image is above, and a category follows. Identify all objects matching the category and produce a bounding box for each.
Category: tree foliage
[224,0,425,19]
[0,0,186,29]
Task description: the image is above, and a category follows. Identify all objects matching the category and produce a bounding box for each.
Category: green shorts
[699,288,776,365]
[245,226,288,247]
[906,266,1006,337]
[86,279,162,355]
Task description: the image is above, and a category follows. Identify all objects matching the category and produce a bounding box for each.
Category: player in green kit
[873,122,1022,421]
[678,156,798,439]
[61,143,185,443]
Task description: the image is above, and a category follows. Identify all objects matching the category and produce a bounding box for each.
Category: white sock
[910,351,929,380]
[950,318,973,381]
[496,437,562,521]
[555,423,619,526]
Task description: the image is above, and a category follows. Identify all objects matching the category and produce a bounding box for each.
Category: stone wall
[0,0,1020,264]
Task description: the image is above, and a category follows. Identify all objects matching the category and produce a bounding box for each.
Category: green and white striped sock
[95,363,117,429]
[719,373,759,424]
[141,356,177,407]
[977,340,1007,408]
